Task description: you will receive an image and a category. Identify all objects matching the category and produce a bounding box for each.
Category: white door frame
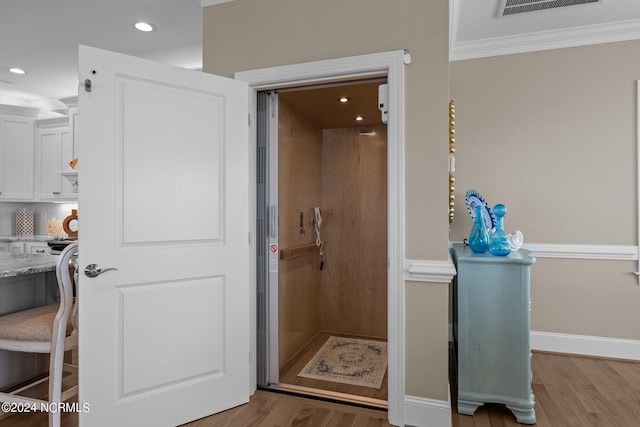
[236,50,406,426]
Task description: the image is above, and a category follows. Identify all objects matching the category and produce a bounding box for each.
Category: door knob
[84,264,118,278]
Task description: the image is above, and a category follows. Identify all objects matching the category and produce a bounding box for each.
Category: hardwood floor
[2,351,640,426]
[182,390,391,427]
[451,352,640,426]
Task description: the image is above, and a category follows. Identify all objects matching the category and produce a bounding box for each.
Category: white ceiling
[2,0,640,118]
[0,0,203,117]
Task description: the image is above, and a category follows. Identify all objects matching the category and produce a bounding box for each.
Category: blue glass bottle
[468,205,489,253]
[489,203,511,256]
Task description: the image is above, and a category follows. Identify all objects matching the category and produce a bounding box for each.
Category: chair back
[53,242,79,344]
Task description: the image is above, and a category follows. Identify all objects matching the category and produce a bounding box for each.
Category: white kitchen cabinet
[61,97,80,168]
[0,241,51,255]
[35,118,76,201]
[69,106,79,159]
[25,242,49,255]
[0,242,50,255]
[0,115,35,201]
[8,242,25,254]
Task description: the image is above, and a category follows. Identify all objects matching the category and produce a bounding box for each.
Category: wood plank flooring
[183,390,391,427]
[451,352,640,426]
[278,332,388,402]
[2,351,640,426]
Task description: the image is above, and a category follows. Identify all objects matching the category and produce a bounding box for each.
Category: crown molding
[450,18,640,61]
[59,96,78,109]
[0,104,39,118]
[36,116,68,128]
[200,0,234,7]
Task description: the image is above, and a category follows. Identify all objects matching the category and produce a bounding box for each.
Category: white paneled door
[77,45,250,426]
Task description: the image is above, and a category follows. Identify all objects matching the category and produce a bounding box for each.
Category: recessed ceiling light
[355,116,365,121]
[134,22,155,32]
[8,67,26,75]
[338,97,350,103]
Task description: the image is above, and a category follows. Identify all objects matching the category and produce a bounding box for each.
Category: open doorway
[258,80,389,408]
[239,50,406,425]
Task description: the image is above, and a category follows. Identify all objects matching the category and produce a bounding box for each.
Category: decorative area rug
[298,336,387,389]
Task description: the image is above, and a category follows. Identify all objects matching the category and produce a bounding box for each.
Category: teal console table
[451,242,536,424]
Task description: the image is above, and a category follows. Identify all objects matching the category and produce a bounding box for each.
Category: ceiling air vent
[497,0,601,17]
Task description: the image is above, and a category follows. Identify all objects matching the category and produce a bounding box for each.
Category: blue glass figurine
[469,205,489,253]
[489,203,511,256]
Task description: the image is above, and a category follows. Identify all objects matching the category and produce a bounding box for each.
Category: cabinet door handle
[35,249,45,253]
[52,191,60,195]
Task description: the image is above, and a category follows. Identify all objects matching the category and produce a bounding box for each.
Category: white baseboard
[404,395,451,427]
[531,331,640,361]
[451,328,640,360]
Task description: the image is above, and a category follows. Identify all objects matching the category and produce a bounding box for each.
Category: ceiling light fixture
[355,116,365,121]
[338,97,350,103]
[8,67,26,75]
[134,22,155,32]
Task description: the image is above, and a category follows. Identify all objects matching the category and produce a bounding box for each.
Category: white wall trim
[523,243,638,261]
[403,242,638,281]
[449,241,637,261]
[450,18,640,61]
[531,331,640,361]
[200,0,234,7]
[404,258,457,283]
[35,117,68,129]
[236,50,406,427]
[636,82,640,283]
[404,395,452,427]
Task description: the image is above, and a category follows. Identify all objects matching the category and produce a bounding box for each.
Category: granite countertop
[0,252,58,278]
[0,235,54,243]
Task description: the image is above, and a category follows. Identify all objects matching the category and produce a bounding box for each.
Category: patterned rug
[298,336,387,389]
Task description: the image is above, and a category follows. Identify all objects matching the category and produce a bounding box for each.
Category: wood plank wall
[278,99,323,369]
[320,126,388,338]
[278,97,389,368]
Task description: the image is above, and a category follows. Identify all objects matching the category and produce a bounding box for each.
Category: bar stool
[0,242,79,427]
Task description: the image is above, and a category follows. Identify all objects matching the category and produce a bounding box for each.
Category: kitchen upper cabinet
[69,107,79,159]
[0,115,34,201]
[35,118,76,201]
[61,97,80,160]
